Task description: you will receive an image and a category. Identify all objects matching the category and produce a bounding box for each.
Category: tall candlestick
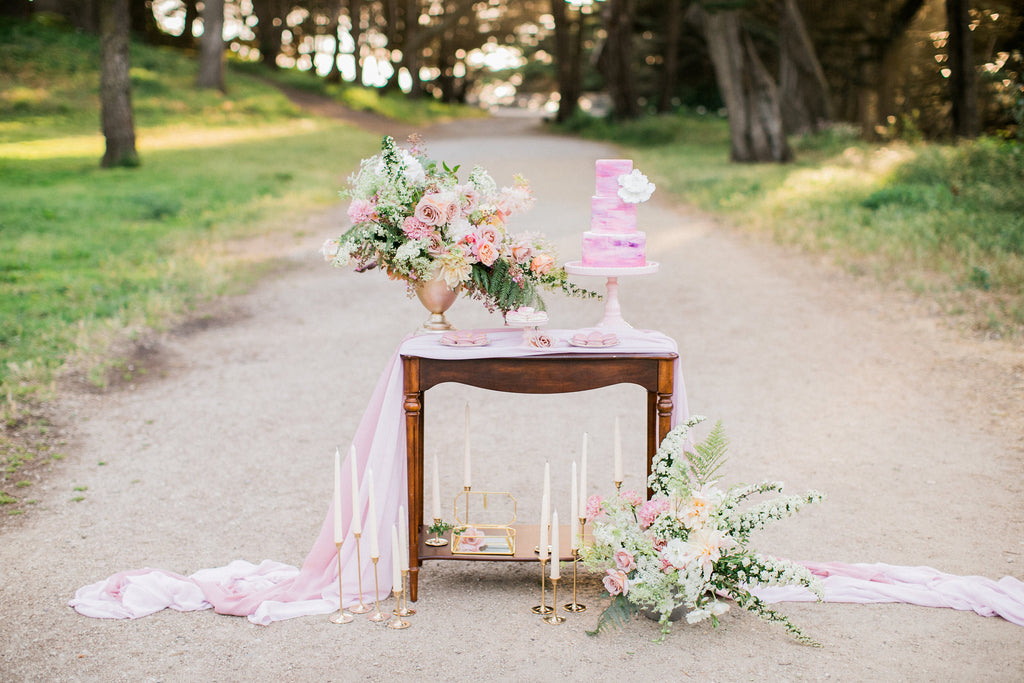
[367,468,379,559]
[398,505,410,572]
[391,526,402,592]
[432,454,442,522]
[349,446,361,535]
[550,510,560,579]
[570,461,579,550]
[463,403,471,489]
[579,433,589,514]
[333,448,344,544]
[614,417,623,483]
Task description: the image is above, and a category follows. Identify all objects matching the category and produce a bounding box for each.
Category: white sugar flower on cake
[617,168,656,204]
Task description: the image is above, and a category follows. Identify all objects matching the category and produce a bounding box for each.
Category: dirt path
[1,110,1022,681]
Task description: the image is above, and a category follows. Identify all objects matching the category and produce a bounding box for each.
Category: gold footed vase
[414,270,459,333]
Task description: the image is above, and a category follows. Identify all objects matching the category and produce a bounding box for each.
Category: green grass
[557,112,1024,337]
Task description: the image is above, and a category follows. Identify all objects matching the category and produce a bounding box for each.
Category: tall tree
[251,0,288,69]
[690,5,791,162]
[657,0,684,114]
[945,0,979,138]
[551,0,580,121]
[99,0,138,167]
[197,0,226,91]
[777,0,832,134]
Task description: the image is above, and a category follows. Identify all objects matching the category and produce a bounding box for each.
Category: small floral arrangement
[582,416,826,644]
[321,135,597,314]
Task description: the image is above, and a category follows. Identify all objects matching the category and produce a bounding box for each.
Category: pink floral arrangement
[582,416,826,643]
[321,135,597,314]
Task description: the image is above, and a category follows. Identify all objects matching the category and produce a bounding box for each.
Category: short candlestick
[348,532,371,614]
[368,556,388,622]
[544,578,566,624]
[394,569,416,617]
[564,547,586,613]
[329,542,354,624]
[386,587,410,629]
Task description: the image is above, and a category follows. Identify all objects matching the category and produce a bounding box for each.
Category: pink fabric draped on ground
[69,328,686,625]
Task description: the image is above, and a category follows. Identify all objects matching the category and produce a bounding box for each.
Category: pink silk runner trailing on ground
[69,329,1024,627]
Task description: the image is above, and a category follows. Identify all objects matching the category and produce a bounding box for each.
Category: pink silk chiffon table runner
[69,328,1024,627]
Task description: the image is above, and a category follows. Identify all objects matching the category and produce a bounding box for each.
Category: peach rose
[530,253,555,275]
[603,569,629,596]
[476,240,498,267]
[414,193,453,226]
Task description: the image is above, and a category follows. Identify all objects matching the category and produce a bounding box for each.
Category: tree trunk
[601,0,639,119]
[778,0,832,134]
[403,0,423,98]
[946,0,979,138]
[251,0,286,69]
[657,0,683,114]
[197,0,225,91]
[325,0,343,84]
[350,0,364,86]
[99,0,138,168]
[694,6,791,162]
[552,0,578,122]
[857,0,925,138]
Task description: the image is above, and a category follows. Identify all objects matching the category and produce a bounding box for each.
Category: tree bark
[99,0,138,168]
[778,0,832,134]
[693,6,791,162]
[349,0,364,85]
[657,0,683,114]
[197,0,225,91]
[946,0,979,138]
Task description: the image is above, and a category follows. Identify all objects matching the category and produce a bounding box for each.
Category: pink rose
[622,489,643,507]
[414,193,452,226]
[458,526,486,552]
[614,549,636,572]
[458,185,480,214]
[603,569,629,596]
[511,242,533,264]
[638,498,670,529]
[402,216,434,240]
[476,241,498,267]
[584,494,604,521]
[652,537,667,552]
[530,253,555,275]
[478,227,501,247]
[347,198,376,224]
[659,555,675,573]
[425,234,445,256]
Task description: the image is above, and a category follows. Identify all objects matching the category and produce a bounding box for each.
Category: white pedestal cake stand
[563,261,659,329]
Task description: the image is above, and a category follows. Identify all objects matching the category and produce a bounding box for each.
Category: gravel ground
[1,114,1022,682]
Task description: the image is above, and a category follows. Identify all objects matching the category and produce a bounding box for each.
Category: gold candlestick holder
[348,531,371,614]
[386,586,410,629]
[394,569,416,617]
[531,557,554,615]
[424,517,448,547]
[368,556,388,622]
[544,577,566,624]
[329,542,354,624]
[614,480,622,493]
[463,485,471,525]
[564,547,586,612]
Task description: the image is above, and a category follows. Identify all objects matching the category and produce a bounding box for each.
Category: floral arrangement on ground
[321,135,598,314]
[581,416,826,644]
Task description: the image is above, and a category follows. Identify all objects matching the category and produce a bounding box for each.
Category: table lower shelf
[417,524,590,563]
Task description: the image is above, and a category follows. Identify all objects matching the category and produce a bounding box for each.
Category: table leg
[402,358,423,602]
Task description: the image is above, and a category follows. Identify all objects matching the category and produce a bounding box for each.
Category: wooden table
[401,350,677,601]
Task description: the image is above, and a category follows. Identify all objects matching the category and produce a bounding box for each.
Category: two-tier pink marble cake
[580,159,647,267]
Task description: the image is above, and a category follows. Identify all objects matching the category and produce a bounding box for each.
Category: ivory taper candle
[570,461,579,550]
[431,454,442,521]
[579,433,588,514]
[550,510,560,579]
[333,448,344,544]
[398,504,410,571]
[463,403,472,489]
[614,417,623,483]
[349,446,361,535]
[367,468,379,558]
[538,492,550,561]
[391,526,402,592]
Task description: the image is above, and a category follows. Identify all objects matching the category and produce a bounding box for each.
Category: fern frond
[689,419,728,487]
[585,594,639,637]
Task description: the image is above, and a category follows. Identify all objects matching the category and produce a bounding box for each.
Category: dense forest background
[5,0,1023,161]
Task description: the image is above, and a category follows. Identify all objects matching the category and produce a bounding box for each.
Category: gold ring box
[451,490,516,556]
